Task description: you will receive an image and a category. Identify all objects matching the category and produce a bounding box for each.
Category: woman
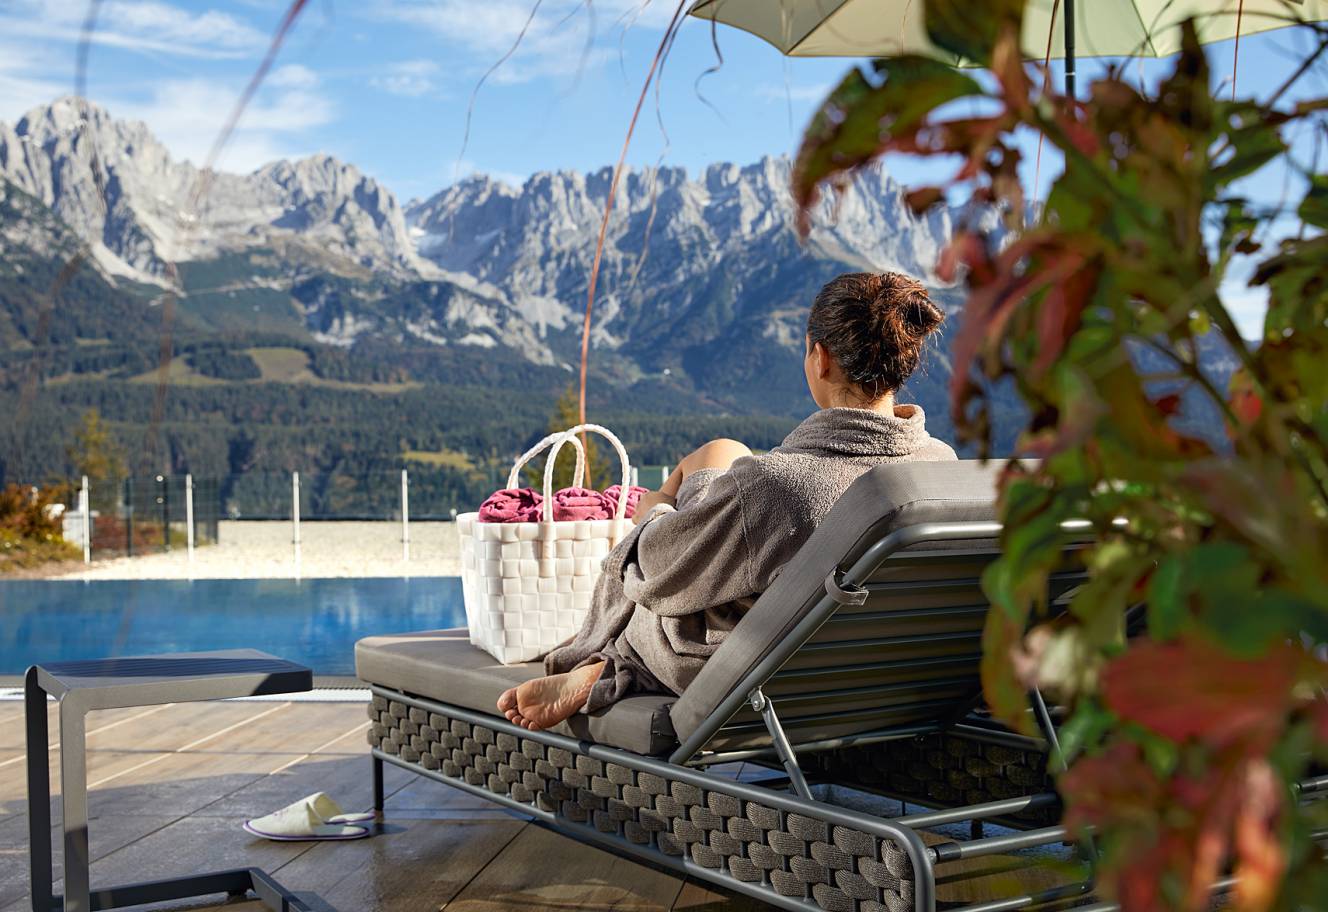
[498,271,956,730]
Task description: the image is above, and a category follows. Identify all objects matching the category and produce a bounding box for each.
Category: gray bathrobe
[545,405,957,712]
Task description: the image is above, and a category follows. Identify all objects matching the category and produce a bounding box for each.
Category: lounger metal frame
[671,520,1085,769]
[367,519,1112,912]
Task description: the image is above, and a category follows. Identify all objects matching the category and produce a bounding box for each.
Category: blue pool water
[0,577,466,675]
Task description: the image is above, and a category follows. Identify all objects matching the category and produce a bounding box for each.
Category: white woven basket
[457,424,633,665]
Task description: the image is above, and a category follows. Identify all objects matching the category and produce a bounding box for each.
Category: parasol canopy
[689,0,1328,93]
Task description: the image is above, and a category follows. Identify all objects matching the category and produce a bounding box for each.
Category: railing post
[292,472,301,546]
[79,475,90,564]
[125,477,134,558]
[400,469,410,562]
[185,473,195,564]
[156,473,169,552]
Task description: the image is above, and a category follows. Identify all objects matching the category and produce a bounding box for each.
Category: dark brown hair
[806,271,945,400]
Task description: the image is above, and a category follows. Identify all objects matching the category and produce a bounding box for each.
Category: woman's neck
[825,389,896,413]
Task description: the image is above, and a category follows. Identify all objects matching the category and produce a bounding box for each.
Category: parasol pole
[1064,0,1076,97]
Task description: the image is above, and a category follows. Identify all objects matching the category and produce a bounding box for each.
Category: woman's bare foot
[496,661,606,731]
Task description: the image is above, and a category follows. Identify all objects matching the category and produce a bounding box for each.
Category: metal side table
[26,650,316,912]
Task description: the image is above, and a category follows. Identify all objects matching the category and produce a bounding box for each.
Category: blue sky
[0,0,1322,335]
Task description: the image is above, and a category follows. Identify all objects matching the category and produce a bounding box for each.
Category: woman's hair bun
[807,271,945,400]
[870,272,945,343]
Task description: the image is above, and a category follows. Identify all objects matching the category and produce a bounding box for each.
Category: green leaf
[1207,107,1286,192]
[1056,700,1115,764]
[1147,555,1186,641]
[1218,197,1258,256]
[1205,590,1328,658]
[1298,173,1328,229]
[923,0,1025,66]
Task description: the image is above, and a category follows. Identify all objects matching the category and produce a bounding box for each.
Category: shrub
[793,3,1328,909]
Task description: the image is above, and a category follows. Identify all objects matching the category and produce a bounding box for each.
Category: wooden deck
[0,699,1074,912]
[0,697,771,912]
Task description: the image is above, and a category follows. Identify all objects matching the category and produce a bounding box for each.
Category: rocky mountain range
[0,97,998,407]
[0,98,422,281]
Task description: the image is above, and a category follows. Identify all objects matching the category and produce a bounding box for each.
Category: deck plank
[82,702,290,753]
[441,824,687,912]
[0,749,182,816]
[0,703,179,753]
[48,813,316,911]
[277,816,527,911]
[193,752,407,820]
[0,813,183,909]
[672,879,771,911]
[381,772,502,814]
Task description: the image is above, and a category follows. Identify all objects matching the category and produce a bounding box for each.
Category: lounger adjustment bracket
[748,688,814,802]
[824,569,867,606]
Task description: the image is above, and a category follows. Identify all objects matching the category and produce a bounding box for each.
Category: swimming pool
[0,577,466,675]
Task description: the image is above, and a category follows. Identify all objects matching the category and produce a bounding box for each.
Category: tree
[65,409,126,509]
[794,3,1328,909]
[524,386,615,492]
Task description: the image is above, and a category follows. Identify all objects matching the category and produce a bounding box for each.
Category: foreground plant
[793,2,1328,908]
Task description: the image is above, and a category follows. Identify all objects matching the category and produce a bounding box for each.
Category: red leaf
[1152,393,1183,416]
[1029,252,1094,377]
[1314,697,1328,746]
[1230,389,1262,425]
[1060,741,1163,835]
[904,186,944,214]
[1101,638,1302,747]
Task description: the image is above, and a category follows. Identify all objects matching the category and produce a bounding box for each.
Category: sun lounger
[356,461,1092,912]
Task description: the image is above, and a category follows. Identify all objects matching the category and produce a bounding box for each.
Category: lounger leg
[1031,687,1099,864]
[25,669,52,912]
[372,753,384,812]
[60,698,91,912]
[1029,689,1065,771]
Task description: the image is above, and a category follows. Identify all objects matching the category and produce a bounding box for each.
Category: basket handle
[541,424,632,522]
[506,431,585,492]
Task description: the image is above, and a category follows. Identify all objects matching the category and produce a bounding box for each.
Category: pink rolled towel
[603,484,650,518]
[550,487,613,521]
[477,488,543,523]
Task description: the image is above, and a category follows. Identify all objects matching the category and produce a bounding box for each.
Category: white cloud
[268,63,319,90]
[115,72,335,172]
[369,0,651,84]
[370,60,441,97]
[755,82,835,104]
[0,42,68,122]
[0,0,265,59]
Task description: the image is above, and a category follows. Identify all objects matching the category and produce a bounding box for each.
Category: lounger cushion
[355,629,677,755]
[668,459,1009,748]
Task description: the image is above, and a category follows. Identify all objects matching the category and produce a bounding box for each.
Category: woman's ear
[814,341,834,380]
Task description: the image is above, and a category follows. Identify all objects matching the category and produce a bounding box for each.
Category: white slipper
[305,791,375,825]
[244,799,370,841]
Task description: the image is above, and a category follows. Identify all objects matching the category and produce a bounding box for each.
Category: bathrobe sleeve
[621,459,802,619]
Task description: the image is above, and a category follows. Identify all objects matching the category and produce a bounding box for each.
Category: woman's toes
[504,709,520,723]
[497,688,518,713]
